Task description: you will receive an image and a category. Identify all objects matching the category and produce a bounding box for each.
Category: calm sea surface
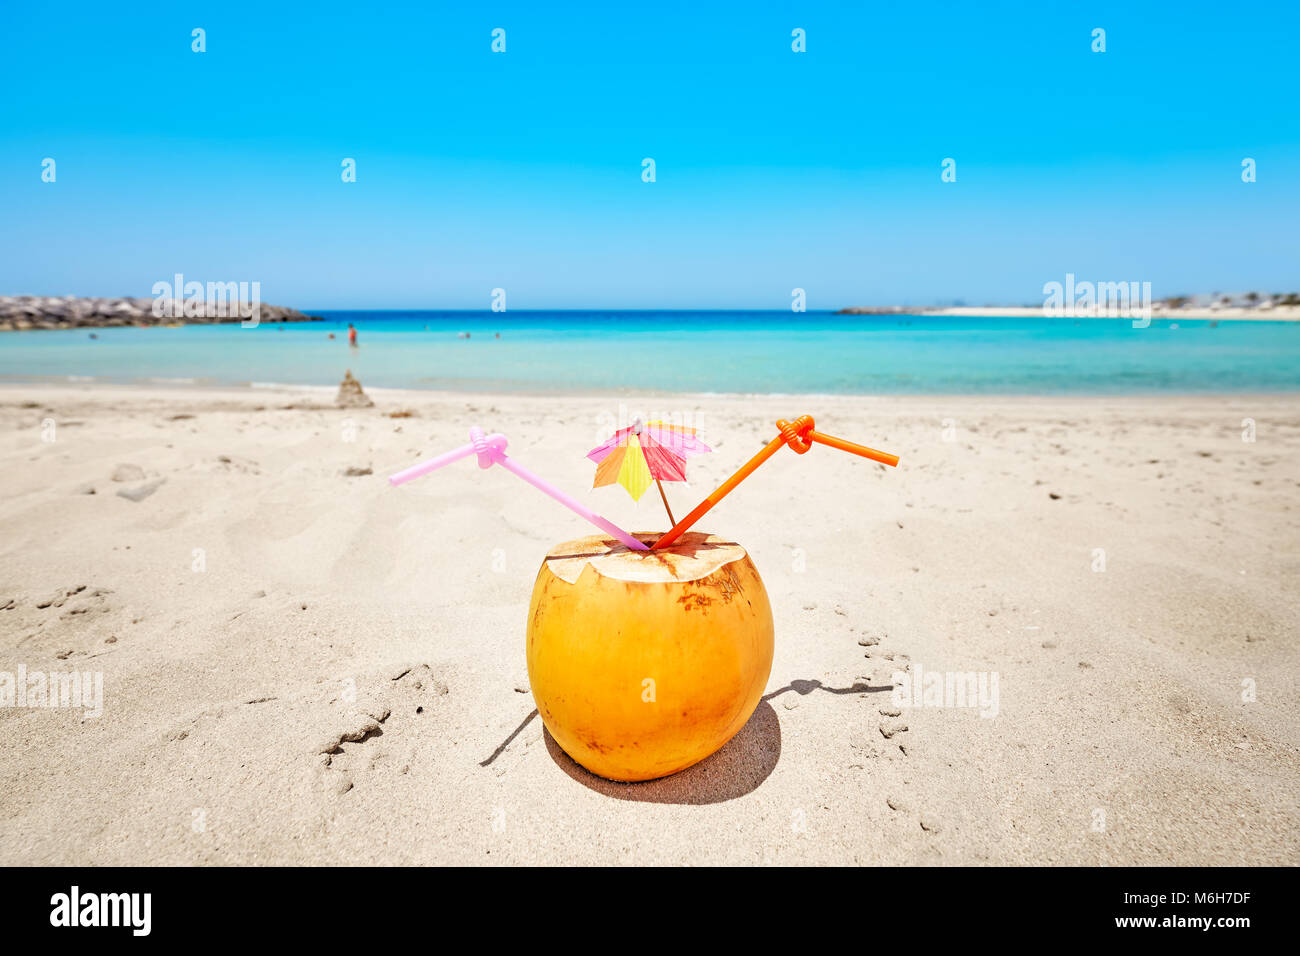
[2,311,1298,394]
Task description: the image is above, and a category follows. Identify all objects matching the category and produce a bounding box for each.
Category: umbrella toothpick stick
[389,428,649,551]
[652,415,898,550]
[654,478,677,526]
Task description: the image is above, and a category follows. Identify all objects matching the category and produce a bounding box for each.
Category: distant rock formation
[0,295,322,331]
[335,370,374,408]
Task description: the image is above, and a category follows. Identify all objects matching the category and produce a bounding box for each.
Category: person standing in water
[347,323,358,348]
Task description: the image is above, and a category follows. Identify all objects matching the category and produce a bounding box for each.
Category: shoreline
[6,380,1300,405]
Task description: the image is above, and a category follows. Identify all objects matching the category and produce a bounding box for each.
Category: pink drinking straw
[388,427,649,551]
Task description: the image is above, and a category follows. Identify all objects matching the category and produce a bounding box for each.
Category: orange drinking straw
[651,415,898,550]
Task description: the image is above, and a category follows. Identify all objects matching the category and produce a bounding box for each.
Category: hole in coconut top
[542,532,748,585]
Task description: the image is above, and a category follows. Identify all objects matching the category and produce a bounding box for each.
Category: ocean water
[2,311,1298,395]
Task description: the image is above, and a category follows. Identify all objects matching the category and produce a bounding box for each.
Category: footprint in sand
[850,630,913,762]
[315,664,449,795]
[153,664,453,816]
[861,634,941,835]
[210,455,261,475]
[35,584,93,610]
[17,586,121,656]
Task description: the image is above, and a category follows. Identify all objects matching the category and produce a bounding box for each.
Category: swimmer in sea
[347,323,358,348]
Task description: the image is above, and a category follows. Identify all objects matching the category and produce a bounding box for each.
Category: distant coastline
[6,295,1299,330]
[0,296,322,331]
[836,305,1300,321]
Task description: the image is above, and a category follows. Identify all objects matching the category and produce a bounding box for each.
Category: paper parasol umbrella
[587,418,711,525]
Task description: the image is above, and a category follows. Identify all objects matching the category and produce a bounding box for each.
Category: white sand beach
[1,384,1297,865]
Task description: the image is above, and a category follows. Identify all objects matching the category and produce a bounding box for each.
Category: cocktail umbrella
[587,418,711,526]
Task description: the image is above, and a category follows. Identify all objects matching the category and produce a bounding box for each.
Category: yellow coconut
[526,532,774,782]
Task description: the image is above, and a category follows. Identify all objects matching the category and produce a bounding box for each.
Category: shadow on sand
[762,677,893,702]
[482,678,891,805]
[542,700,782,805]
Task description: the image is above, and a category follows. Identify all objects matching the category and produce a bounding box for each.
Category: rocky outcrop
[0,296,322,331]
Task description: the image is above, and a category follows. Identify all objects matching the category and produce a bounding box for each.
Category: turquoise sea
[2,311,1298,395]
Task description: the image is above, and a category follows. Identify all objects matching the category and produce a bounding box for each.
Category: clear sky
[1,1,1296,309]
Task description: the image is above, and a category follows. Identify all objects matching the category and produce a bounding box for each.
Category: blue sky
[1,1,1296,309]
